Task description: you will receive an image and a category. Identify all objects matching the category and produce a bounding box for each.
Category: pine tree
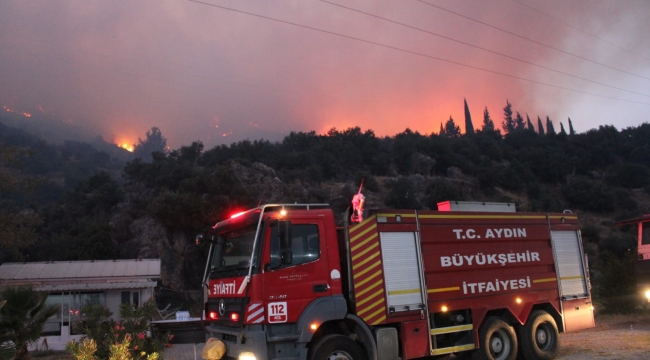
[444,116,461,138]
[514,112,525,130]
[526,113,535,132]
[464,98,474,135]
[546,116,556,135]
[439,123,446,136]
[502,100,515,134]
[568,117,575,135]
[482,107,495,132]
[537,116,545,135]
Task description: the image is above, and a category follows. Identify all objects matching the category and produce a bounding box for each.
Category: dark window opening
[270,223,320,269]
[121,291,130,305]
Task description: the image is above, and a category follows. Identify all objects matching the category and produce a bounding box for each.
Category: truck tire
[309,334,366,360]
[472,317,518,360]
[516,310,559,360]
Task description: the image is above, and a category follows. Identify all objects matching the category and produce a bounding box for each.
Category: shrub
[592,251,637,314]
[425,178,463,209]
[384,177,421,209]
[562,177,615,212]
[67,299,170,360]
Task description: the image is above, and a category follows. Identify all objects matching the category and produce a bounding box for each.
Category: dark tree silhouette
[537,116,545,135]
[546,116,556,135]
[514,112,525,130]
[502,100,515,134]
[481,107,495,132]
[443,116,461,138]
[560,122,567,135]
[464,98,474,135]
[133,127,167,162]
[526,114,535,132]
[568,117,575,135]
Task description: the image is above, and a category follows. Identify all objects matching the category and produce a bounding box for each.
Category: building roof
[34,281,158,292]
[0,259,161,283]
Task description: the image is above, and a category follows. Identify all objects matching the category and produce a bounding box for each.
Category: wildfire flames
[120,143,134,152]
[3,105,31,118]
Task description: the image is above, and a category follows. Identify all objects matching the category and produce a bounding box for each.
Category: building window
[121,291,131,305]
[122,291,141,307]
[79,292,106,307]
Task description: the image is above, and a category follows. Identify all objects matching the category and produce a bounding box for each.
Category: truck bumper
[206,324,269,360]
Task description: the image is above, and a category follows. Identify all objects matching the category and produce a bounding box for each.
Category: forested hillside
[1,111,649,313]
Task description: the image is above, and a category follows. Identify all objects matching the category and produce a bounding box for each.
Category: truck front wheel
[516,310,559,360]
[473,317,518,360]
[309,334,366,360]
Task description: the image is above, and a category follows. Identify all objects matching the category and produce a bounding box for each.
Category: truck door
[550,230,595,332]
[262,219,332,324]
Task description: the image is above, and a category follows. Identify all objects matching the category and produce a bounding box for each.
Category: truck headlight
[645,290,650,300]
[239,352,256,360]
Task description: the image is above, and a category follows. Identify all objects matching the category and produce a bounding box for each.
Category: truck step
[430,324,473,335]
[431,344,475,356]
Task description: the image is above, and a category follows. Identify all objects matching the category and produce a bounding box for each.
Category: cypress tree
[514,112,525,130]
[526,113,535,132]
[546,116,556,135]
[464,98,474,135]
[568,117,575,135]
[537,116,545,135]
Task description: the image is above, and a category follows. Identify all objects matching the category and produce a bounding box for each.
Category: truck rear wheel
[516,310,559,360]
[309,334,366,360]
[473,317,517,360]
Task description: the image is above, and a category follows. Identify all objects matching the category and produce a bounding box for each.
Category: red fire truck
[198,201,594,360]
[616,214,650,301]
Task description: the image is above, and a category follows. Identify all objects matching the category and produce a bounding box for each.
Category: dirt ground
[557,313,650,360]
[38,313,650,360]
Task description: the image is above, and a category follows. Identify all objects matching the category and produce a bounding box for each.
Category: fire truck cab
[199,202,594,360]
[616,214,650,301]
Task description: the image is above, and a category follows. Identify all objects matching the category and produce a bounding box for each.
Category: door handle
[313,284,328,292]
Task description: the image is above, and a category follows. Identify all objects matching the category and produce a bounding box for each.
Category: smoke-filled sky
[1,0,649,149]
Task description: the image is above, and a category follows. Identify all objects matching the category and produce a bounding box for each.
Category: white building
[0,259,161,350]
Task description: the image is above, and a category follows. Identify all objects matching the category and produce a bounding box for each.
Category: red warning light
[230,211,246,219]
[231,313,239,322]
[208,311,218,320]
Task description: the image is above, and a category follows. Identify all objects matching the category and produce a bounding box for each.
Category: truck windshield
[209,218,261,279]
